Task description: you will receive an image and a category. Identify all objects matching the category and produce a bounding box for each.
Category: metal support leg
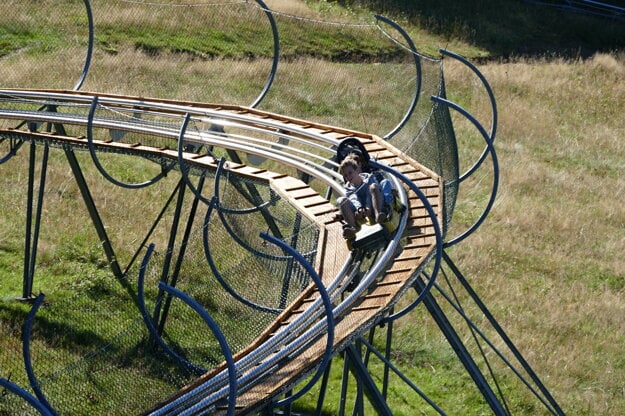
[153,178,187,334]
[352,339,366,416]
[314,360,332,416]
[122,179,183,277]
[64,147,123,279]
[361,322,392,403]
[382,317,393,399]
[344,344,393,415]
[415,274,507,415]
[442,251,565,415]
[20,142,49,300]
[157,175,206,334]
[339,352,350,416]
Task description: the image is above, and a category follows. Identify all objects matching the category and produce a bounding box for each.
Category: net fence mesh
[0,1,459,414]
[0,147,321,415]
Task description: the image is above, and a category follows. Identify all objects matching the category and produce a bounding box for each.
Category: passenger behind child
[336,156,387,240]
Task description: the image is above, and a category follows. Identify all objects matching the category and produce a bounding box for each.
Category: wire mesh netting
[0,1,458,233]
[0,1,461,414]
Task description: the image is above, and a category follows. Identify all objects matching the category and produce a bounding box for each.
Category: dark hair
[339,157,359,177]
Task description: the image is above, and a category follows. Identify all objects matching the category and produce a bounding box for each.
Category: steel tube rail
[0,89,342,146]
[0,105,339,178]
[196,117,336,157]
[0,95,335,161]
[154,173,412,414]
[0,112,346,196]
[0,102,334,156]
[0,93,350,192]
[0,93,341,183]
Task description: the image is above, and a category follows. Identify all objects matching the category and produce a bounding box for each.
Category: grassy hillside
[444,53,625,415]
[1,0,624,415]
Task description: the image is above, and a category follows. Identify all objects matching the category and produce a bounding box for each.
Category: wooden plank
[206,132,444,415]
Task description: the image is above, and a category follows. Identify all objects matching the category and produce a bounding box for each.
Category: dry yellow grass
[443,52,625,415]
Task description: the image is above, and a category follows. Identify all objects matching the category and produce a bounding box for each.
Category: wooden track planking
[0,91,441,415]
[208,136,441,415]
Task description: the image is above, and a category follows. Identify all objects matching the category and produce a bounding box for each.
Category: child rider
[336,156,387,240]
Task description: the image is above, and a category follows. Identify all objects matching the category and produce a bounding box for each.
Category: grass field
[1,0,624,414]
[444,52,625,415]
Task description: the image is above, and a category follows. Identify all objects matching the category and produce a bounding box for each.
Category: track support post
[20,142,49,300]
[64,147,123,279]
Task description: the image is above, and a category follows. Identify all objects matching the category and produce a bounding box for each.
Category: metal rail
[0,88,441,415]
[0,89,348,194]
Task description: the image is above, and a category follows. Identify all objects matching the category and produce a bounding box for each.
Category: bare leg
[338,196,357,228]
[370,183,386,223]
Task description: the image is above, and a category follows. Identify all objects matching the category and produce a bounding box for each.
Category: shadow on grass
[0,299,198,385]
[340,0,625,58]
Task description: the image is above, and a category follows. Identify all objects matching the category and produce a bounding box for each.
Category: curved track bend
[0,89,442,415]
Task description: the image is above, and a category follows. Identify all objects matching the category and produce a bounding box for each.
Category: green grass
[1,0,624,415]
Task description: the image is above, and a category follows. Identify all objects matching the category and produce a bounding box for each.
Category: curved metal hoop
[216,200,274,215]
[87,96,173,189]
[156,282,238,416]
[0,378,54,416]
[22,293,57,415]
[372,161,444,323]
[375,15,422,141]
[74,0,94,91]
[212,204,295,261]
[201,157,316,313]
[432,95,499,248]
[202,194,284,314]
[212,157,277,215]
[177,118,279,219]
[211,158,294,261]
[261,233,335,408]
[440,49,498,183]
[249,0,280,108]
[137,244,206,375]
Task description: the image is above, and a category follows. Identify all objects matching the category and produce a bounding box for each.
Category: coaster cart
[336,138,406,290]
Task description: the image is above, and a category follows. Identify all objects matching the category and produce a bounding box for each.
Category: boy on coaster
[342,150,396,214]
[337,156,387,240]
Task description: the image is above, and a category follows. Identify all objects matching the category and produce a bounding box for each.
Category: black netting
[0,1,463,414]
[0,147,321,414]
